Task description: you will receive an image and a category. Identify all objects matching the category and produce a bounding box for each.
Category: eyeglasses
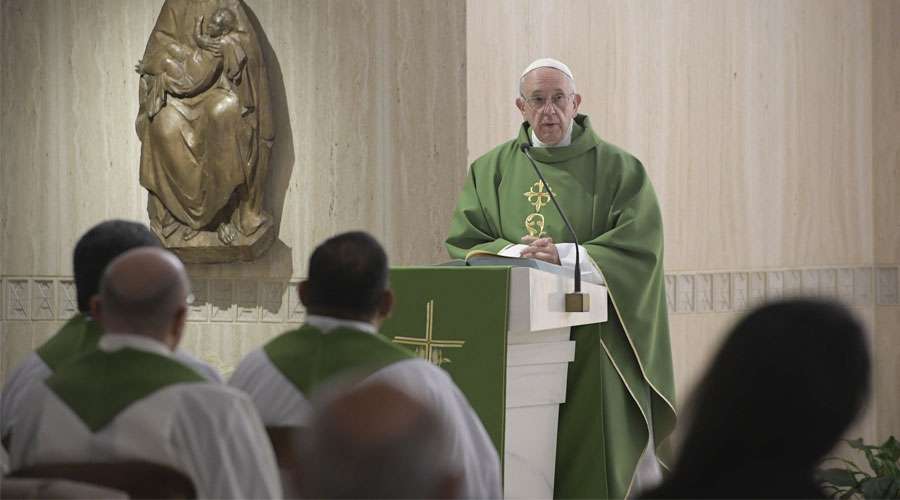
[521,93,574,111]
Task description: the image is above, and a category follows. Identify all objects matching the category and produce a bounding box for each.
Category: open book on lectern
[440,250,604,285]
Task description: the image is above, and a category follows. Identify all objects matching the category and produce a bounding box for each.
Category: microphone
[520,143,590,312]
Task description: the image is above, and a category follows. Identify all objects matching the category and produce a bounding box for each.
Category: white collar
[531,119,574,148]
[305,314,378,335]
[99,333,174,357]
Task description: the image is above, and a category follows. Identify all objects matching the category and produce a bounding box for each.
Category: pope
[446,58,677,498]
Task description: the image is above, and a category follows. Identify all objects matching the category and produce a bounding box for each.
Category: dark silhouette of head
[646,299,871,499]
[299,231,392,324]
[73,220,161,312]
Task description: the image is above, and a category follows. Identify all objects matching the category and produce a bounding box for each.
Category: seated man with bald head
[1,220,220,445]
[8,248,281,499]
[230,231,501,498]
[299,381,462,499]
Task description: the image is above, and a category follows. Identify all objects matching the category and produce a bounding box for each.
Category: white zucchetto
[520,58,574,80]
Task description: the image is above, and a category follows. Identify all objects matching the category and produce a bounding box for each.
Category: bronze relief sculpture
[136,0,275,263]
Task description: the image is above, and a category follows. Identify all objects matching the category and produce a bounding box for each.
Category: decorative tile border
[32,280,55,320]
[877,267,899,305]
[58,281,78,318]
[1,265,898,323]
[663,266,900,314]
[6,280,30,320]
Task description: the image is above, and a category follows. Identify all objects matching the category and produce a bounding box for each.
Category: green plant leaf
[847,438,869,450]
[860,476,900,499]
[838,487,860,500]
[824,456,865,473]
[881,436,900,463]
[828,437,900,498]
[818,468,862,488]
[863,448,881,472]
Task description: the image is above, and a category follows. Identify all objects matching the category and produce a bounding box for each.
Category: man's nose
[541,102,559,114]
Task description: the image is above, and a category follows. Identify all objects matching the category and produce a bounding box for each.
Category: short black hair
[73,220,161,312]
[304,231,388,316]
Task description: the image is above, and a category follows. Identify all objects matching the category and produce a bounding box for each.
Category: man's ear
[515,96,527,115]
[572,93,582,112]
[298,281,309,307]
[377,289,394,321]
[89,295,103,323]
[169,304,187,351]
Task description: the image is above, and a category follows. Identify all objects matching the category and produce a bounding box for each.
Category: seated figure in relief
[135,0,273,247]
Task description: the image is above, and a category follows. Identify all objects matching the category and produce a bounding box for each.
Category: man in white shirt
[9,247,280,499]
[230,231,501,499]
[1,220,221,445]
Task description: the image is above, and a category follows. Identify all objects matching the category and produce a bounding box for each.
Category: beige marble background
[1,0,898,449]
[872,0,900,440]
[467,0,898,442]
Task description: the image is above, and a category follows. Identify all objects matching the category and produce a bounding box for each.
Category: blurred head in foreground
[646,298,871,499]
[298,380,460,499]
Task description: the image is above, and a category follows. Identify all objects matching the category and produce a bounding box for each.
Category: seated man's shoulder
[172,350,222,383]
[3,353,49,391]
[228,347,274,386]
[170,380,257,416]
[366,358,458,400]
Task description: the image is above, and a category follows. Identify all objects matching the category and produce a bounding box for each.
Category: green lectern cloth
[445,114,677,498]
[379,267,510,455]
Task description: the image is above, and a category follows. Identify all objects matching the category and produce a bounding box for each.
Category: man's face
[516,68,581,146]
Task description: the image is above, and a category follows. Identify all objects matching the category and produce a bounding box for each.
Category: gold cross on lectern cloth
[392,300,465,367]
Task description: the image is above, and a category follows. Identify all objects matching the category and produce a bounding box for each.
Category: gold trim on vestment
[599,338,651,500]
[593,261,678,415]
[590,255,678,488]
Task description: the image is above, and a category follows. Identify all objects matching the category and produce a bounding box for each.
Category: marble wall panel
[872,0,900,266]
[873,307,900,439]
[871,0,900,439]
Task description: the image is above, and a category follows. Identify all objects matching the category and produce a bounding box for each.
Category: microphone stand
[520,143,590,312]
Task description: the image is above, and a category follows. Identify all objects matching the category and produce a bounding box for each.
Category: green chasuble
[263,324,414,395]
[36,313,103,372]
[46,348,205,432]
[446,114,677,499]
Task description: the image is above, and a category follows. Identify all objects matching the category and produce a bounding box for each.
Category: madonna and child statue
[135,0,275,263]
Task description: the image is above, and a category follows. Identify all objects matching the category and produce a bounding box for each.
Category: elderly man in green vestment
[445,58,677,498]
